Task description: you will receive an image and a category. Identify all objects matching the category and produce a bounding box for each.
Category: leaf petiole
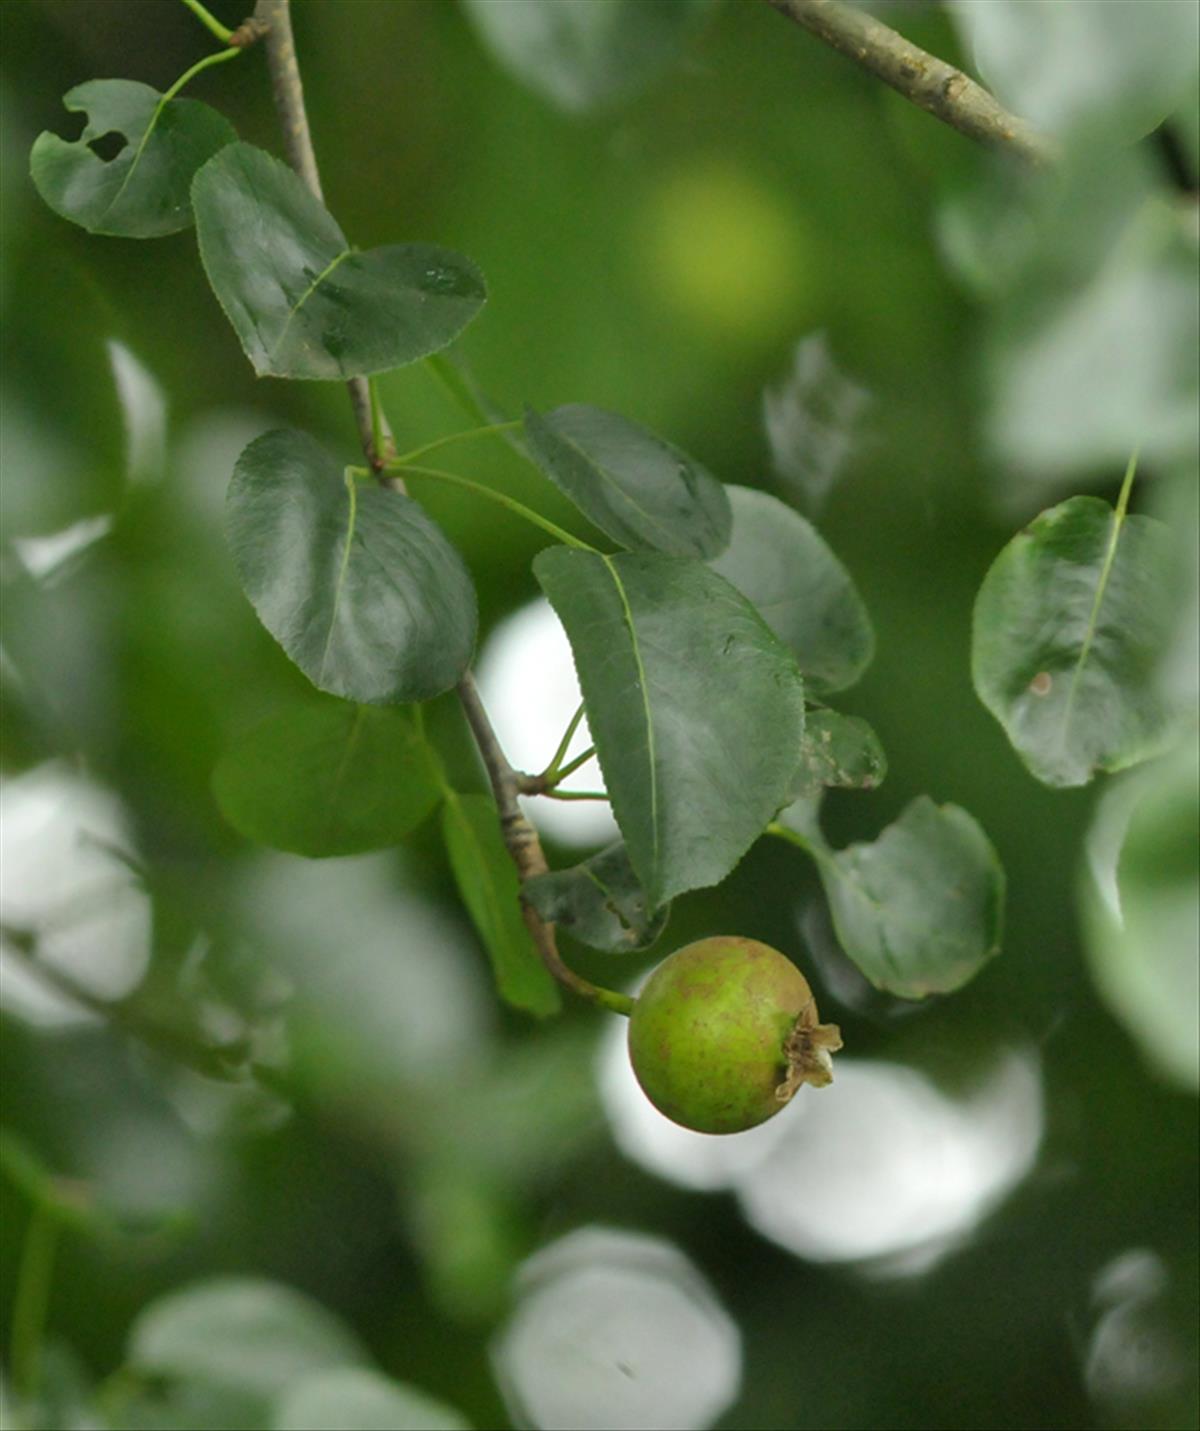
[179,0,235,44]
[389,463,598,551]
[549,744,596,787]
[391,421,523,468]
[161,45,243,106]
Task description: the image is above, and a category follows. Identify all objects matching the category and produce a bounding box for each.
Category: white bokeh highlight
[474,599,617,847]
[493,1227,742,1431]
[0,761,151,1025]
[600,1007,1043,1277]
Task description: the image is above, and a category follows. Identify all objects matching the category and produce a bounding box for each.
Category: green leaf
[272,1368,472,1431]
[792,709,887,798]
[460,0,713,112]
[709,486,874,694]
[534,548,806,907]
[1081,744,1199,1091]
[226,429,477,703]
[212,702,443,857]
[523,404,731,558]
[812,797,1004,999]
[30,79,236,237]
[128,1278,365,1404]
[972,494,1177,788]
[192,143,485,380]
[523,842,668,953]
[440,792,561,1016]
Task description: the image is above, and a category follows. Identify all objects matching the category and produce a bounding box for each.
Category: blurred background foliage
[1,1,1196,1428]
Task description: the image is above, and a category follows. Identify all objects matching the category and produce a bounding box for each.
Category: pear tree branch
[766,0,1056,167]
[254,0,633,1017]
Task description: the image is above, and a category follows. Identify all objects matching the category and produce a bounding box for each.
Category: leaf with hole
[441,793,561,1017]
[226,429,477,703]
[192,143,485,380]
[30,79,236,237]
[535,548,806,907]
[461,0,713,112]
[523,404,731,558]
[812,797,1004,999]
[212,702,443,857]
[792,709,887,798]
[524,842,668,953]
[709,486,874,695]
[972,494,1177,787]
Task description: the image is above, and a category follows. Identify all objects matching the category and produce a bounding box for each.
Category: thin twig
[256,0,632,1017]
[766,0,1057,168]
[1,932,250,1081]
[456,677,633,1015]
[253,0,385,466]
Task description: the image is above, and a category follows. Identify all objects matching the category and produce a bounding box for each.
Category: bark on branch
[766,0,1056,167]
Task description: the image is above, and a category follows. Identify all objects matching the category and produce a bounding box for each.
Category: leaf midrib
[1057,463,1137,753]
[272,248,353,359]
[317,471,358,684]
[601,555,659,885]
[551,421,694,551]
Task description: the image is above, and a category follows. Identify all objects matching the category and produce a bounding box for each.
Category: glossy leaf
[440,793,561,1017]
[709,486,874,694]
[535,548,806,907]
[973,495,1176,788]
[814,797,1005,999]
[129,1278,365,1403]
[523,842,668,953]
[792,709,887,798]
[523,404,731,558]
[30,79,235,237]
[1081,745,1199,1090]
[226,429,477,703]
[192,143,485,380]
[272,1368,472,1431]
[461,0,712,112]
[212,703,443,857]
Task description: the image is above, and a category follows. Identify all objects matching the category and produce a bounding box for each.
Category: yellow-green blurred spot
[634,161,814,343]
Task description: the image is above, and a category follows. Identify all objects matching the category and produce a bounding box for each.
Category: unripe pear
[627,936,842,1135]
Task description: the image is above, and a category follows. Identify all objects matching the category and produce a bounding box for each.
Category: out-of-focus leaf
[128,1278,365,1404]
[973,493,1177,788]
[461,0,712,112]
[272,1368,472,1431]
[708,486,874,695]
[523,404,731,557]
[809,797,1005,999]
[30,79,235,237]
[192,143,485,380]
[762,333,871,513]
[1081,744,1199,1090]
[949,0,1200,146]
[440,792,561,1016]
[226,429,477,703]
[985,198,1199,481]
[212,702,443,857]
[792,709,886,798]
[535,548,805,907]
[524,842,667,952]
